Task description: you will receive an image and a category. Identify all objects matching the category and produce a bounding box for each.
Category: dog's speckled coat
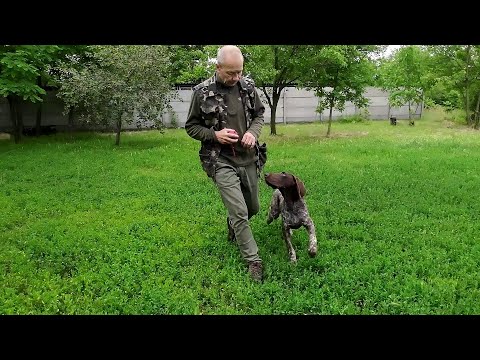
[264,172,317,262]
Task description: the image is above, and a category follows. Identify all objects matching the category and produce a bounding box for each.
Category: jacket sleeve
[184,90,216,142]
[246,88,265,140]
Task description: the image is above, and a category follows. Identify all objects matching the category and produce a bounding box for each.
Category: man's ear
[294,176,306,198]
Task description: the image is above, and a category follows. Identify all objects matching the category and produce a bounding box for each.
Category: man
[185,45,266,282]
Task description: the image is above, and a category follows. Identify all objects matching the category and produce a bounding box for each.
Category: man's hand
[215,128,239,145]
[241,131,256,149]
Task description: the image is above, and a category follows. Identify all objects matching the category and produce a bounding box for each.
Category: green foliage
[0,46,48,102]
[443,108,467,124]
[1,112,480,314]
[166,45,216,85]
[427,81,462,110]
[240,45,310,89]
[337,111,371,124]
[423,45,480,121]
[377,46,430,112]
[168,108,178,128]
[0,45,91,143]
[238,45,376,135]
[57,45,175,136]
[0,45,89,102]
[304,46,377,116]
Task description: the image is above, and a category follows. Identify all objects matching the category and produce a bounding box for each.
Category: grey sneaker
[248,261,263,282]
[227,217,236,243]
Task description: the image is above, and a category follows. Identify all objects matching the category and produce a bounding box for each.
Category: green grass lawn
[1,108,479,314]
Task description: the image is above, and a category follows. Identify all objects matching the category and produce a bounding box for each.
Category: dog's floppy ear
[294,176,306,198]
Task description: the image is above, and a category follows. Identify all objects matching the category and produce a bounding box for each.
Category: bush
[443,108,466,125]
[337,113,370,124]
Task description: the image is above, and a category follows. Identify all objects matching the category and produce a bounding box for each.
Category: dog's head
[264,172,306,201]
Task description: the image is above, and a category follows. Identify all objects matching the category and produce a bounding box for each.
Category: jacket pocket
[256,142,267,173]
[199,143,220,179]
[200,100,219,127]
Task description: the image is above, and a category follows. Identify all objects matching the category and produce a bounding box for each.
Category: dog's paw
[308,245,317,258]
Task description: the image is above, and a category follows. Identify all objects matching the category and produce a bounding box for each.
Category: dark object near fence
[390,116,397,125]
[409,120,415,126]
[22,125,57,136]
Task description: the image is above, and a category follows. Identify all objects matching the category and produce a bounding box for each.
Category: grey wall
[257,86,422,124]
[0,86,422,131]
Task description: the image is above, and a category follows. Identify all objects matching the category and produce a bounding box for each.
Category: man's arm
[184,90,216,142]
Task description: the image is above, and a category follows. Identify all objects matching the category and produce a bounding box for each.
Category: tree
[426,45,480,126]
[377,46,432,122]
[302,45,378,137]
[166,45,216,85]
[240,45,320,135]
[0,45,69,143]
[45,46,93,134]
[57,45,175,145]
[0,45,91,142]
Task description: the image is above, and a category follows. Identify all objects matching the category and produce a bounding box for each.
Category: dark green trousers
[214,160,261,263]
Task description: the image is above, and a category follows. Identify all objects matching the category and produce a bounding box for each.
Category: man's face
[216,55,243,87]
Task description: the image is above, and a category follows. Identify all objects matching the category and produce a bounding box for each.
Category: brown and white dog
[264,172,317,262]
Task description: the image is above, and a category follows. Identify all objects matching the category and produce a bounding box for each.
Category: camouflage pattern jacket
[185,73,266,178]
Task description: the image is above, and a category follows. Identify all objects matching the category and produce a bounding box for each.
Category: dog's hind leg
[267,189,282,224]
[304,217,317,257]
[282,223,297,262]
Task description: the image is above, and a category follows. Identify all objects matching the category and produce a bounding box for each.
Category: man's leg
[238,164,263,282]
[215,161,261,264]
[238,162,260,219]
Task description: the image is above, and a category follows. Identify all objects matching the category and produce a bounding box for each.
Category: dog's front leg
[304,217,317,257]
[267,190,282,224]
[282,222,297,262]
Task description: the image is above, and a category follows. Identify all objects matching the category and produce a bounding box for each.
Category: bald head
[217,45,244,65]
[216,45,244,86]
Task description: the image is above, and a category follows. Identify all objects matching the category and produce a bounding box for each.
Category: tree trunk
[465,45,471,125]
[17,106,24,143]
[68,107,74,133]
[35,101,42,136]
[420,92,424,119]
[270,106,277,135]
[7,95,22,144]
[115,119,122,145]
[326,98,334,137]
[35,76,43,136]
[269,91,281,136]
[7,96,18,143]
[474,93,480,130]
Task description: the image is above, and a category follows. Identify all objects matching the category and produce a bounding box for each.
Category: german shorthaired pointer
[264,172,317,262]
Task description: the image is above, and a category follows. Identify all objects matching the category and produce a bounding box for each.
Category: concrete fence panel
[0,86,422,132]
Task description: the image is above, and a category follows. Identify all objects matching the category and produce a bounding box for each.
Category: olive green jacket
[185,73,265,174]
